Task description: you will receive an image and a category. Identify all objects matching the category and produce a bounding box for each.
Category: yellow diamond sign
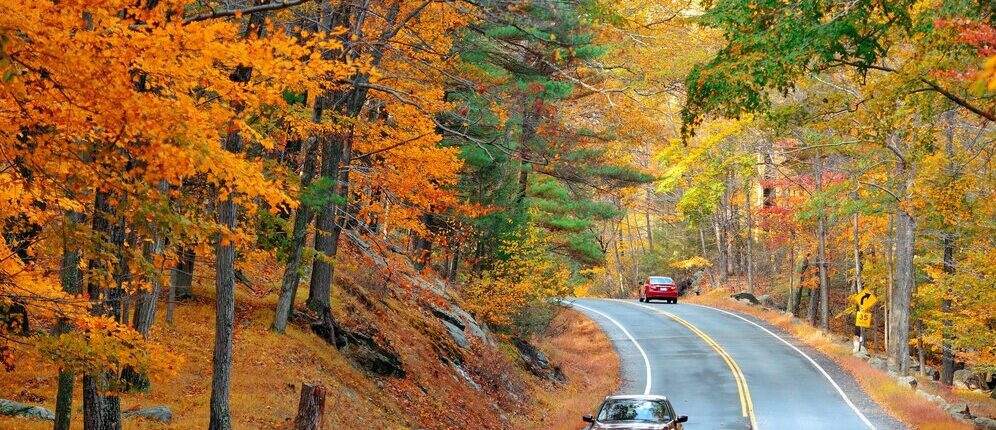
[853,288,878,311]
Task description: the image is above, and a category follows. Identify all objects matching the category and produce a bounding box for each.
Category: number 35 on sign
[855,311,872,328]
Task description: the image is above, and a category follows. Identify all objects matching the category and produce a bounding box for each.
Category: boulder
[943,402,970,418]
[442,320,470,349]
[758,295,775,307]
[953,369,986,390]
[914,389,945,405]
[451,305,491,344]
[896,375,918,390]
[0,399,54,421]
[731,292,759,305]
[513,339,567,383]
[853,350,871,360]
[340,329,405,378]
[429,304,465,330]
[973,416,996,430]
[452,364,481,392]
[123,406,173,423]
[868,356,888,371]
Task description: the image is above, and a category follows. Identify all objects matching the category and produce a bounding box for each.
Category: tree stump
[293,383,326,430]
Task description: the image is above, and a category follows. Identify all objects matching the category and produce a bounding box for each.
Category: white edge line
[687,303,877,430]
[571,302,653,395]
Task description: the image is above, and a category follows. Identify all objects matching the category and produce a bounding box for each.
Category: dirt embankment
[1,243,617,429]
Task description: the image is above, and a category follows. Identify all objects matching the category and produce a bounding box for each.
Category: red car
[639,276,679,303]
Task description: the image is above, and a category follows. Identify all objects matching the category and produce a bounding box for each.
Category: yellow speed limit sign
[855,311,872,328]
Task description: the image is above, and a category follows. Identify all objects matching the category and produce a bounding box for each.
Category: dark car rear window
[649,276,673,284]
[596,399,671,423]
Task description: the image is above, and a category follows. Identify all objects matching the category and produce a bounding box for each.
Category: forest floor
[688,287,990,430]
[1,249,617,429]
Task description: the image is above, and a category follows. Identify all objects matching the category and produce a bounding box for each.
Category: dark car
[582,394,688,429]
[639,276,679,303]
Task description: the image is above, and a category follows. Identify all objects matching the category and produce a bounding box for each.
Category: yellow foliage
[670,256,713,270]
[463,223,570,332]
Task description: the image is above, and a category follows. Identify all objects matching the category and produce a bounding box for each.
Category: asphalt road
[571,298,906,430]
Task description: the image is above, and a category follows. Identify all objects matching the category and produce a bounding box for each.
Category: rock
[868,356,888,371]
[339,329,405,378]
[442,320,470,349]
[973,416,996,430]
[123,406,173,423]
[0,399,54,421]
[429,304,465,330]
[953,369,986,390]
[896,375,918,390]
[914,389,945,405]
[853,350,871,360]
[731,292,759,305]
[943,402,970,418]
[513,339,566,383]
[758,294,774,307]
[922,365,938,380]
[452,364,481,392]
[450,305,491,344]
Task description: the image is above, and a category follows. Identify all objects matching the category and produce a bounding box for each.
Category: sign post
[852,288,879,350]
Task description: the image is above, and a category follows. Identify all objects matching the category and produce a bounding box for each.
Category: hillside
[0,235,618,429]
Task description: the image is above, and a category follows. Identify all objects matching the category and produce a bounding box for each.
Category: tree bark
[645,188,654,253]
[940,233,955,385]
[308,133,343,313]
[209,130,242,430]
[815,150,829,331]
[713,215,726,281]
[745,184,754,294]
[82,373,121,430]
[274,138,319,333]
[293,383,327,430]
[787,231,797,316]
[889,207,915,375]
[84,191,123,430]
[171,247,196,300]
[55,211,83,430]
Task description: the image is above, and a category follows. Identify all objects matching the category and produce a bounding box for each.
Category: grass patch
[519,308,621,430]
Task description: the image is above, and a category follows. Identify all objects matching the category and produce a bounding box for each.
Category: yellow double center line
[623,301,759,430]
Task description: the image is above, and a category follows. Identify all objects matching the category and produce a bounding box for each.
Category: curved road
[571,299,906,430]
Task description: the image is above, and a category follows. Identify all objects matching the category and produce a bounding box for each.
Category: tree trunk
[885,214,894,354]
[308,134,343,313]
[889,207,915,375]
[123,187,168,390]
[815,151,829,331]
[293,383,327,430]
[612,221,624,296]
[171,247,196,299]
[55,211,83,430]
[725,197,736,277]
[940,233,955,385]
[209,130,242,430]
[625,213,639,281]
[940,113,957,385]
[645,189,654,253]
[713,215,726,281]
[700,228,717,290]
[745,184,754,294]
[916,319,926,377]
[274,138,319,333]
[83,373,121,430]
[84,191,123,430]
[852,188,864,352]
[787,232,797,316]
